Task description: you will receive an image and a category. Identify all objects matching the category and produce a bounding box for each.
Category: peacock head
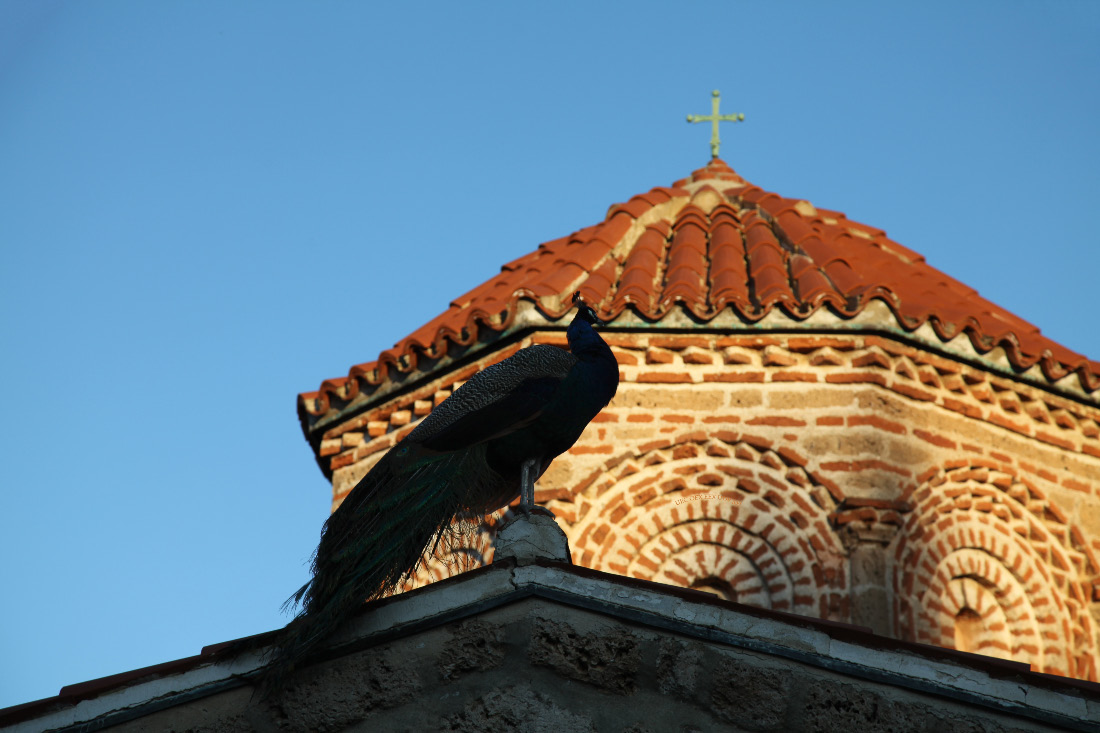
[571,291,605,328]
[567,292,610,355]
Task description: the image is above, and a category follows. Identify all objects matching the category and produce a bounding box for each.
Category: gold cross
[686,90,745,159]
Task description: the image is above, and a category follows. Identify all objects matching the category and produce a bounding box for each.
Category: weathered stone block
[528,618,640,694]
[796,678,1013,733]
[656,637,702,699]
[611,385,725,411]
[708,655,793,731]
[265,647,421,732]
[767,387,856,410]
[444,683,597,733]
[438,619,506,681]
[728,388,765,408]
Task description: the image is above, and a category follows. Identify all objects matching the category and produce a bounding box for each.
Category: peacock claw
[519,457,543,520]
[508,503,554,524]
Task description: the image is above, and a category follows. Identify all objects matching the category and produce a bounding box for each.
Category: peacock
[249,292,618,695]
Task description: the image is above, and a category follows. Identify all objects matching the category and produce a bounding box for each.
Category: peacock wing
[298,345,576,607]
[419,375,561,452]
[408,344,577,451]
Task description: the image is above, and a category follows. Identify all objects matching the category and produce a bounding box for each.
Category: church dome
[300,158,1100,418]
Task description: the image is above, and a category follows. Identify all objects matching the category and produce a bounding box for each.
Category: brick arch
[564,434,847,620]
[945,572,1012,658]
[639,522,793,610]
[894,465,1098,680]
[935,548,1034,662]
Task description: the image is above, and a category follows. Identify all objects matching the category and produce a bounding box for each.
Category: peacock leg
[520,458,538,517]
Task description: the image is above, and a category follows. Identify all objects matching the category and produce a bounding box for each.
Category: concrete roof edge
[510,562,1098,730]
[4,558,1097,732]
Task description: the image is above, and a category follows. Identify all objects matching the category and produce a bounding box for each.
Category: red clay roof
[300,158,1100,416]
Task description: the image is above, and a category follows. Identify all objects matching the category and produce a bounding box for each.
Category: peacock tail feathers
[253,441,505,697]
[237,294,617,699]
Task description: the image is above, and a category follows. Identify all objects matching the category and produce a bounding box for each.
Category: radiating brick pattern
[895,465,1099,679]
[561,435,846,620]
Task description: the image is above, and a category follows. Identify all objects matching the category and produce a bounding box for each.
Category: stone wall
[106,601,1077,732]
[317,330,1100,681]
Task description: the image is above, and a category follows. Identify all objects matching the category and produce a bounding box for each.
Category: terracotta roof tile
[665,207,709,312]
[299,158,1100,418]
[612,223,668,314]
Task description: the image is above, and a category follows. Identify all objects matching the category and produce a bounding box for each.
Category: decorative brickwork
[314,330,1100,681]
[561,434,847,621]
[895,464,1099,679]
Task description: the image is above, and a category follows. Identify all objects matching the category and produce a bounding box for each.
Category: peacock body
[256,296,618,694]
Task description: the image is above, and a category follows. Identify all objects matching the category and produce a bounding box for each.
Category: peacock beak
[572,291,608,327]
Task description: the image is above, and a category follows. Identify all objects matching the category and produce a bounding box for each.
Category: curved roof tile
[300,159,1100,417]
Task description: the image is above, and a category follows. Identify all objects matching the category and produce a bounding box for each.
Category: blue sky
[1,1,1097,709]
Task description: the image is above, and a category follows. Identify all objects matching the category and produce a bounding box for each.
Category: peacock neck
[566,317,618,402]
[552,316,615,419]
[566,318,610,360]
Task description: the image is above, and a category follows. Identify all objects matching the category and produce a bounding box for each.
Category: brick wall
[318,330,1100,681]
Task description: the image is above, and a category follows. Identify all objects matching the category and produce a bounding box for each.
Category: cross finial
[686,90,745,159]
